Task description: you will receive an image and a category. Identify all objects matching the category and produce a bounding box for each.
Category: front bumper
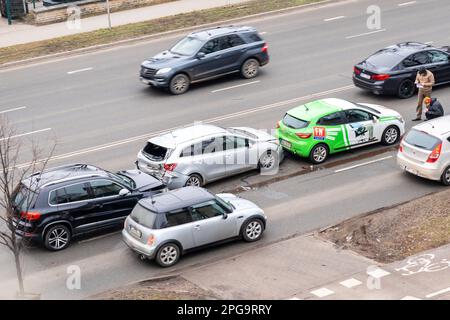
[122,229,157,258]
[140,76,170,87]
[397,152,442,181]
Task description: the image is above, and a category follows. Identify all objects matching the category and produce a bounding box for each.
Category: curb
[0,0,343,69]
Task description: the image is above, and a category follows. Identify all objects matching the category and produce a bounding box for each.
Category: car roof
[411,115,450,138]
[189,25,257,40]
[287,98,356,121]
[148,124,229,148]
[22,164,109,191]
[139,186,215,213]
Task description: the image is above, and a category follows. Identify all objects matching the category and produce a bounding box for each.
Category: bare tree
[0,116,55,298]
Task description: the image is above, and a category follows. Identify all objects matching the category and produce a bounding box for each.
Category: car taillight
[163,163,177,171]
[276,121,280,129]
[147,234,155,246]
[353,67,361,75]
[262,43,268,53]
[371,74,390,81]
[427,143,442,163]
[295,133,312,139]
[20,211,41,221]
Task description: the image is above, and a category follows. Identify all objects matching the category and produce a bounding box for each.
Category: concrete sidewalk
[0,0,250,48]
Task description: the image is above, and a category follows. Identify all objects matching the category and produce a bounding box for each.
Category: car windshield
[283,113,309,129]
[13,184,37,212]
[130,203,157,229]
[170,36,204,56]
[143,142,170,161]
[353,103,381,114]
[109,172,136,189]
[404,129,441,151]
[215,195,234,212]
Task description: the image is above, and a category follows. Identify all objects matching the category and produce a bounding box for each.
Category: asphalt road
[0,0,450,299]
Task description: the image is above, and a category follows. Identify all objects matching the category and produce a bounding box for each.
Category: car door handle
[215,55,222,59]
[194,225,201,230]
[241,48,247,52]
[237,216,244,219]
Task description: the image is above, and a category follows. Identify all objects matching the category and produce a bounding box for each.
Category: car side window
[49,188,69,205]
[64,183,91,203]
[89,180,123,198]
[344,109,372,123]
[429,50,449,63]
[164,208,193,227]
[200,38,220,55]
[190,201,226,221]
[414,52,432,65]
[317,112,346,126]
[222,34,245,49]
[223,136,248,150]
[202,138,218,154]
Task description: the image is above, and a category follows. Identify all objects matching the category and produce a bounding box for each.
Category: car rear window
[13,184,37,211]
[283,113,309,129]
[365,50,403,70]
[404,129,442,151]
[130,203,157,229]
[240,32,262,43]
[143,142,169,161]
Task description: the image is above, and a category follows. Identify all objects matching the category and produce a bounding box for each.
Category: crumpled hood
[117,169,164,191]
[217,193,262,212]
[358,103,401,118]
[142,50,190,69]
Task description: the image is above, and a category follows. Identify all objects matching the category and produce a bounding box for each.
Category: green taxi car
[276,98,405,164]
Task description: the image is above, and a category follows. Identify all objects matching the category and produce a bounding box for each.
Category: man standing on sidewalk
[413,67,435,121]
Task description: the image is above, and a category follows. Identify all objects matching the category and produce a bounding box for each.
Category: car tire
[44,224,71,251]
[441,166,450,186]
[185,174,203,187]
[155,243,180,267]
[241,218,265,242]
[309,144,329,164]
[258,150,278,174]
[241,58,260,79]
[397,79,415,99]
[169,73,190,95]
[381,125,400,145]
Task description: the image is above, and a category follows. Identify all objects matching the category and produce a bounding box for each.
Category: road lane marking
[311,288,334,298]
[211,80,260,93]
[0,106,27,114]
[324,16,345,22]
[426,287,450,299]
[401,296,422,300]
[334,156,393,173]
[12,85,353,169]
[340,278,362,288]
[0,128,51,141]
[346,29,386,40]
[67,67,93,74]
[398,1,417,6]
[367,267,391,279]
[259,32,268,35]
[288,297,301,300]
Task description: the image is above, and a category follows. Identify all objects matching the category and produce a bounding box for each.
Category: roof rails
[40,173,106,188]
[397,41,431,48]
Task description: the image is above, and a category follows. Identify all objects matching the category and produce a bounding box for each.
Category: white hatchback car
[397,116,450,185]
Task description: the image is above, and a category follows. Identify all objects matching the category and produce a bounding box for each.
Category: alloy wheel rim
[246,221,262,240]
[313,146,327,162]
[160,246,177,265]
[445,168,450,183]
[385,128,398,144]
[48,228,68,249]
[261,153,275,169]
[401,82,413,97]
[244,61,258,77]
[173,77,187,93]
[186,176,201,186]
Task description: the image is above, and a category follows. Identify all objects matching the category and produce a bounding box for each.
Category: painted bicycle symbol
[395,254,450,276]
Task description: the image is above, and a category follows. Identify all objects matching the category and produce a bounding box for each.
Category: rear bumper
[397,152,442,181]
[12,218,41,241]
[353,74,391,95]
[122,229,157,258]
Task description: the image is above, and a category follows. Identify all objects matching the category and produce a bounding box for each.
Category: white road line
[288,297,301,300]
[398,1,417,6]
[67,67,93,75]
[211,80,260,93]
[311,288,334,298]
[401,296,422,300]
[340,278,362,288]
[346,29,386,40]
[367,267,391,279]
[0,106,27,114]
[12,85,353,169]
[334,156,393,173]
[324,16,345,22]
[0,128,51,141]
[426,287,450,299]
[259,32,268,35]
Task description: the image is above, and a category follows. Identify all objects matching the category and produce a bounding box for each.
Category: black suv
[12,164,165,251]
[140,25,269,94]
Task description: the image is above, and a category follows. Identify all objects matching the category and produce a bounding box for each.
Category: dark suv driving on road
[139,25,269,94]
[12,164,165,251]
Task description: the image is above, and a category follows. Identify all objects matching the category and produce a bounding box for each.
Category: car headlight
[156,68,172,75]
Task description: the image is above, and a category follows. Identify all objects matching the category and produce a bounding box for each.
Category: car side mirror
[222,213,228,220]
[197,52,206,59]
[119,188,131,196]
[372,116,379,123]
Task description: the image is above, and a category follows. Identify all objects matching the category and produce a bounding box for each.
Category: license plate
[404,166,417,175]
[360,73,371,80]
[129,226,142,239]
[280,139,292,149]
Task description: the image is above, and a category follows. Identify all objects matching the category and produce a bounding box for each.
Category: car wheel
[241,58,260,79]
[169,73,190,95]
[258,150,278,174]
[44,224,71,251]
[155,243,180,267]
[242,219,264,242]
[397,79,415,99]
[381,126,400,145]
[309,144,329,164]
[441,166,450,186]
[185,174,203,187]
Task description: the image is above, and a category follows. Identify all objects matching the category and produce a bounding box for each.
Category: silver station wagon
[136,124,284,189]
[122,186,267,267]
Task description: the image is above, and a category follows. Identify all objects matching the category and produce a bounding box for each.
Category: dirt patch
[320,188,450,263]
[90,276,218,300]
